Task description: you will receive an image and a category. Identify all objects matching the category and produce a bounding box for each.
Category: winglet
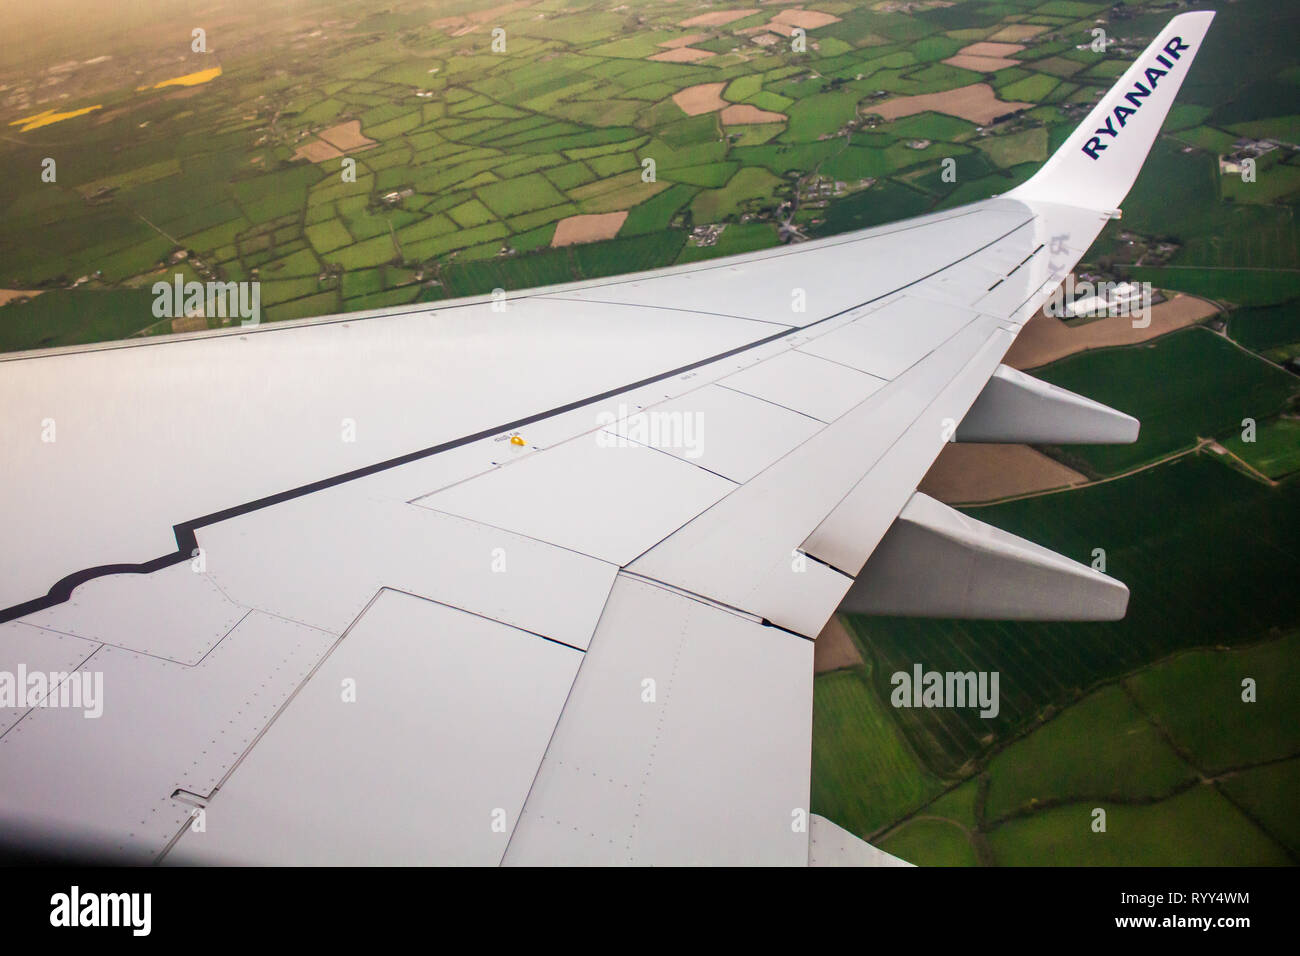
[1008,11,1215,211]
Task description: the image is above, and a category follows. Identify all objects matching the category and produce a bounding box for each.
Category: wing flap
[503,574,813,866]
[167,589,583,865]
[0,611,333,862]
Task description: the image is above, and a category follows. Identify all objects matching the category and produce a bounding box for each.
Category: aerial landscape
[0,0,1297,868]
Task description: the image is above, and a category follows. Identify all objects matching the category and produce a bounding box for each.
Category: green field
[1222,415,1300,477]
[1098,135,1300,275]
[840,454,1300,780]
[0,289,159,351]
[810,669,944,839]
[1130,267,1300,307]
[1033,327,1300,477]
[808,180,932,235]
[976,126,1048,168]
[1126,632,1300,774]
[981,685,1196,823]
[1217,757,1300,857]
[689,167,784,222]
[879,817,979,866]
[987,786,1290,866]
[676,222,780,263]
[851,627,1300,865]
[781,92,859,143]
[1227,299,1300,351]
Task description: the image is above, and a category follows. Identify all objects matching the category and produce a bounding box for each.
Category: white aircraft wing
[0,13,1212,865]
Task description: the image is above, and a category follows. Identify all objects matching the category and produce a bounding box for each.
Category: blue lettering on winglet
[1081,35,1191,160]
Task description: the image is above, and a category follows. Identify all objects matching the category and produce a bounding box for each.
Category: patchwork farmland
[5,0,1267,348]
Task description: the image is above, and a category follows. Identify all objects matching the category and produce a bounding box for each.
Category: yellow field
[9,105,102,132]
[138,66,223,91]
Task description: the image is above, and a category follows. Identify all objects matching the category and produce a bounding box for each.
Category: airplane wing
[0,13,1213,866]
